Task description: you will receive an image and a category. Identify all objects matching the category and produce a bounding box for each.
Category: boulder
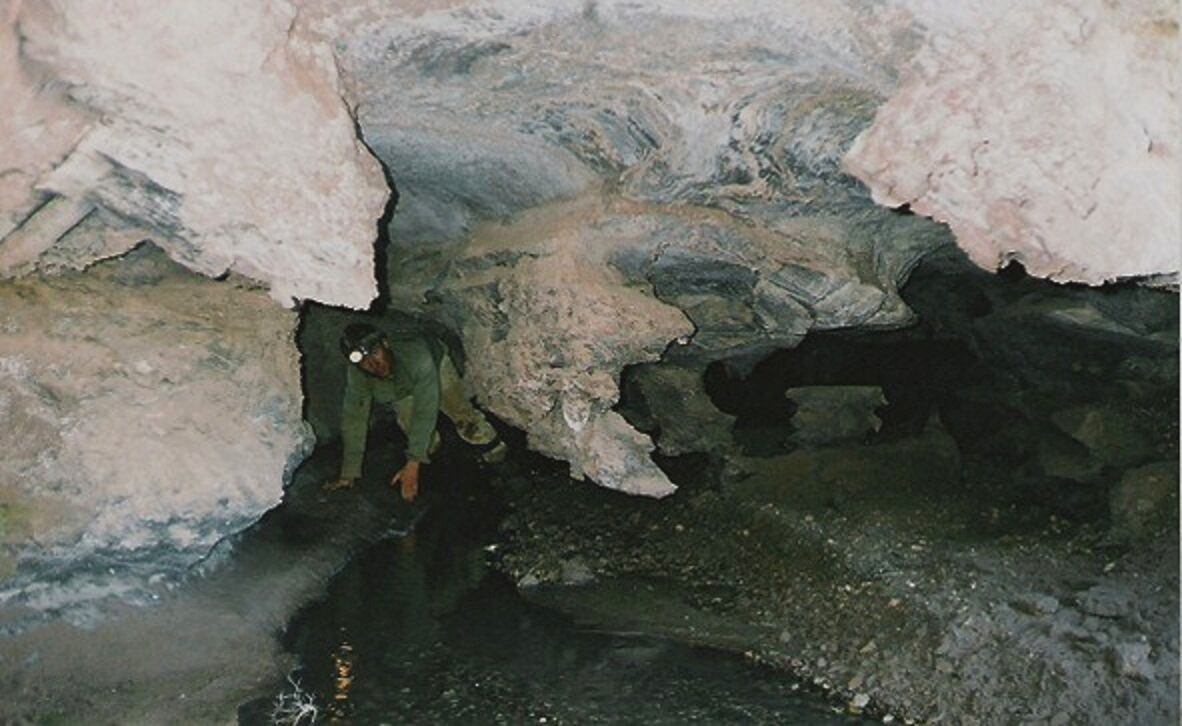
[626,364,737,457]
[1050,406,1157,469]
[1109,461,1179,539]
[785,386,886,447]
[729,414,961,511]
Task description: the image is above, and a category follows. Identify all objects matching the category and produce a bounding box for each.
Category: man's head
[340,323,392,378]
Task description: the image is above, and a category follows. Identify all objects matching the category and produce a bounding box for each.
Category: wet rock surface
[245,456,867,726]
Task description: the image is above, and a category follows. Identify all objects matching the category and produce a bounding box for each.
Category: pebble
[1110,642,1154,680]
[851,693,870,709]
[1078,585,1130,618]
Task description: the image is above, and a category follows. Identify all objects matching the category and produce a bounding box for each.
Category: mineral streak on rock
[0,0,389,308]
[844,0,1181,286]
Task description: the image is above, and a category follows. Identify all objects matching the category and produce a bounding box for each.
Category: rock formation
[0,245,309,612]
[1,0,1178,541]
[0,1,1177,722]
[844,0,1180,285]
[0,0,388,307]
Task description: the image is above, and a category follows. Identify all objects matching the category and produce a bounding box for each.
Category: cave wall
[1,0,1177,512]
[0,245,310,607]
[0,0,388,307]
[844,0,1180,285]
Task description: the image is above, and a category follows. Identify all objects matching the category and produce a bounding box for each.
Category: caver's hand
[323,477,355,493]
[391,460,421,502]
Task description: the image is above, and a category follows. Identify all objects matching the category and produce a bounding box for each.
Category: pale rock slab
[845,0,1181,285]
[0,246,310,608]
[0,0,389,307]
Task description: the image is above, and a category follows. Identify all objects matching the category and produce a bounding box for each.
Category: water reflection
[243,486,867,725]
[328,640,353,719]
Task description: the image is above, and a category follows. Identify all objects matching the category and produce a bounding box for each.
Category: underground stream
[236,426,869,725]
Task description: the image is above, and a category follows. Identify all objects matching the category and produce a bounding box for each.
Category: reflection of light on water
[329,640,354,719]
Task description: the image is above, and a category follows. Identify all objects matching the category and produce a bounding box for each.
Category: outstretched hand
[391,460,421,502]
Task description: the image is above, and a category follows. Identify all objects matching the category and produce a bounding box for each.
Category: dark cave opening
[620,245,1179,529]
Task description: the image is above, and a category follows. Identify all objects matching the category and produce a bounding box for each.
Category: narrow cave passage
[691,248,1180,528]
[592,247,1180,723]
[2,2,1178,724]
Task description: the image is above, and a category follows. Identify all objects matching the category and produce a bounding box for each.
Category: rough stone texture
[13,0,1176,498]
[1109,461,1179,540]
[624,363,737,458]
[1050,404,1157,469]
[729,414,961,511]
[0,0,388,308]
[0,245,310,610]
[844,0,1181,285]
[416,200,695,496]
[784,386,885,446]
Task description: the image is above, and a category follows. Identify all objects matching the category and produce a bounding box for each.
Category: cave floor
[239,463,867,725]
[493,454,1180,725]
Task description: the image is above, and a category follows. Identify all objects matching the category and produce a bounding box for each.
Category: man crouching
[324,322,504,501]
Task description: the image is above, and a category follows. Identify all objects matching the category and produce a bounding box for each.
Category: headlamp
[347,330,386,365]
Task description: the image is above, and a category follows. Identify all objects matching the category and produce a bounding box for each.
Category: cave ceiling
[1,0,1177,496]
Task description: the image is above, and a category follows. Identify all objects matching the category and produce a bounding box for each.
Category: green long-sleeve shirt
[339,334,444,479]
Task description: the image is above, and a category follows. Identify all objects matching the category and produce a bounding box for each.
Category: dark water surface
[239,459,864,725]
